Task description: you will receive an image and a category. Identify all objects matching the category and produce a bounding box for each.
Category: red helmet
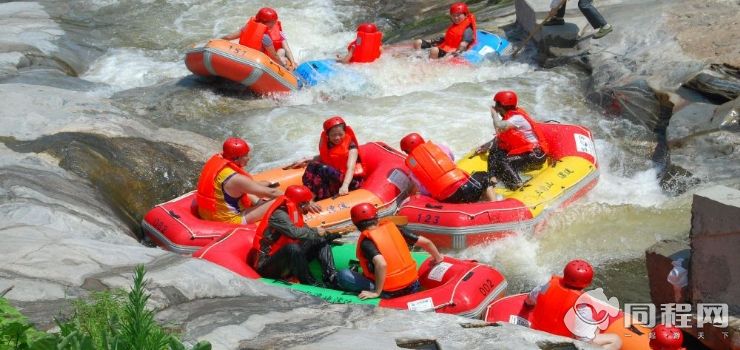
[649,324,683,350]
[351,203,377,224]
[562,259,594,289]
[222,137,250,160]
[256,7,278,23]
[449,2,469,15]
[400,133,425,154]
[285,185,313,204]
[323,116,346,131]
[493,90,518,108]
[357,23,378,33]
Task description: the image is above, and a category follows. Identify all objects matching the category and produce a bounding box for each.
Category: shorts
[420,39,451,58]
[444,172,489,203]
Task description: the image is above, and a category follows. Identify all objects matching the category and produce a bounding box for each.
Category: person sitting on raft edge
[413,2,477,59]
[400,132,498,203]
[337,23,383,64]
[335,203,444,299]
[288,116,364,201]
[195,137,283,224]
[221,7,298,70]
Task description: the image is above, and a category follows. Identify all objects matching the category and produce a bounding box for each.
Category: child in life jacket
[413,2,477,59]
[337,23,383,64]
[221,7,298,70]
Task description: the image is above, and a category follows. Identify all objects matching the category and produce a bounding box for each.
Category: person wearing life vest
[335,203,444,299]
[221,7,298,70]
[524,260,622,350]
[400,133,497,203]
[649,324,684,350]
[196,137,283,224]
[293,116,364,200]
[336,23,383,64]
[413,2,477,59]
[475,90,549,190]
[249,185,342,287]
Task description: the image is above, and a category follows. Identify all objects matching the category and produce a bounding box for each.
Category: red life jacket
[318,125,364,177]
[531,276,583,338]
[196,154,253,216]
[405,141,469,201]
[348,31,382,63]
[496,107,549,156]
[239,18,284,52]
[357,221,419,292]
[249,195,304,269]
[438,14,477,53]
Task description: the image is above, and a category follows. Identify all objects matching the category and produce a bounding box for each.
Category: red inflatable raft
[193,219,507,318]
[398,123,599,249]
[142,142,412,254]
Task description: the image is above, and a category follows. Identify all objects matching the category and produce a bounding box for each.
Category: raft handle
[425,204,443,209]
[167,210,181,219]
[462,271,475,281]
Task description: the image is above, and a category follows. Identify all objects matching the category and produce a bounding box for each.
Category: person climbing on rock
[543,0,613,39]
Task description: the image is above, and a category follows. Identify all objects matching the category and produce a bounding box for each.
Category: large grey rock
[689,186,740,316]
[683,64,740,103]
[0,2,65,76]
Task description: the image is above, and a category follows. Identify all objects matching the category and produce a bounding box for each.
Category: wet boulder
[683,64,739,104]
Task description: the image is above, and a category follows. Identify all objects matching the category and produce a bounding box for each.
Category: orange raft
[141,142,413,254]
[185,39,299,95]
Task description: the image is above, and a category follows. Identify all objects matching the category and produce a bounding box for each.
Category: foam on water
[81,48,189,93]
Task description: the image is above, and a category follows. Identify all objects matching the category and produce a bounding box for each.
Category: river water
[15,0,732,305]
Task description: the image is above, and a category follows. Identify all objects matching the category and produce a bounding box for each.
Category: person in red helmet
[337,23,383,64]
[291,116,364,200]
[524,260,622,350]
[400,133,455,197]
[335,203,444,299]
[413,2,477,59]
[248,185,342,287]
[221,7,298,70]
[196,137,283,224]
[475,90,549,190]
[400,132,497,203]
[649,324,684,350]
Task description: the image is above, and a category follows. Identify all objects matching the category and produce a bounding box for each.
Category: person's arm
[524,282,549,306]
[281,40,297,69]
[414,236,444,264]
[269,210,321,240]
[226,174,283,199]
[491,107,515,132]
[221,27,242,40]
[338,148,358,195]
[359,255,386,299]
[337,45,353,63]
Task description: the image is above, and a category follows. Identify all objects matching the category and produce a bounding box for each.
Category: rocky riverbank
[1,0,737,348]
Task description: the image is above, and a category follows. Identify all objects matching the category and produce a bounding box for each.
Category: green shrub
[0,265,211,350]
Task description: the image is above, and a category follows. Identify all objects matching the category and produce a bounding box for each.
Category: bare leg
[591,333,622,350]
[482,186,498,201]
[429,46,440,59]
[413,39,423,50]
[241,198,276,224]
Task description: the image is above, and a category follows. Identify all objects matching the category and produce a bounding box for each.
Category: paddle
[511,0,567,58]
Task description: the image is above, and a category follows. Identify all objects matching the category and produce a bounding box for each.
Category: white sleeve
[507,115,532,130]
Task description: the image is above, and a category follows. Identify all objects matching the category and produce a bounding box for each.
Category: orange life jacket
[438,14,477,53]
[318,125,364,177]
[239,18,284,52]
[405,141,469,201]
[531,276,583,338]
[497,107,549,156]
[196,154,253,217]
[357,221,419,292]
[348,31,382,63]
[249,195,304,268]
